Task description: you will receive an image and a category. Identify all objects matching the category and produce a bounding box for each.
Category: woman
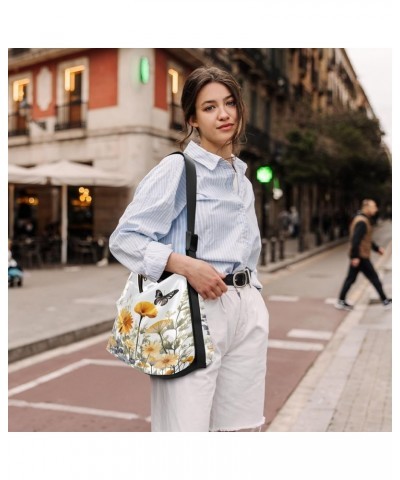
[109,66,269,432]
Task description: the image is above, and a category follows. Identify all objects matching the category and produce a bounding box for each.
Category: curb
[266,242,392,431]
[258,237,348,273]
[8,319,114,364]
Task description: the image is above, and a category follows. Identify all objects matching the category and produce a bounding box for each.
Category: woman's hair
[179,66,246,153]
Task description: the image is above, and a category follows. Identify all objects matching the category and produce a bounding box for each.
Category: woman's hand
[165,253,227,300]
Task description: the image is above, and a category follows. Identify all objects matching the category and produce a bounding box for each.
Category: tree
[281,110,391,203]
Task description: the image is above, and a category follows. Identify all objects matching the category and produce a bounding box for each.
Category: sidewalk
[267,242,392,432]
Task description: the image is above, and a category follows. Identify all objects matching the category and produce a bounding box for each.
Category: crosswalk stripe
[268,295,299,302]
[9,398,150,422]
[287,329,333,341]
[268,339,324,351]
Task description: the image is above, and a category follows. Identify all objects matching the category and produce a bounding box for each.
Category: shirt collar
[184,141,247,175]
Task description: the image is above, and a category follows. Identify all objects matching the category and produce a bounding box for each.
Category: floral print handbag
[106,153,215,378]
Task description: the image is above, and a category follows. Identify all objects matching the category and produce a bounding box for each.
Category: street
[8,222,391,431]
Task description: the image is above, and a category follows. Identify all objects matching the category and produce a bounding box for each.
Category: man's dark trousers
[339,258,387,301]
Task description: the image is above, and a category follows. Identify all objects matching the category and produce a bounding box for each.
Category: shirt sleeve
[109,154,186,281]
[350,221,367,258]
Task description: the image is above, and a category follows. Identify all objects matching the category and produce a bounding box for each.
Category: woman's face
[190,82,238,155]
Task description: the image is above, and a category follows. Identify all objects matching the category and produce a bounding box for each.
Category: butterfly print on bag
[154,289,179,306]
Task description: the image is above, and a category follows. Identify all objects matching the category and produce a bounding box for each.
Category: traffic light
[256,165,273,184]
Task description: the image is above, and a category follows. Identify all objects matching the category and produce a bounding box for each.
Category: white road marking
[9,399,150,422]
[287,329,333,341]
[9,336,325,401]
[8,332,111,373]
[325,298,338,305]
[8,358,126,397]
[268,339,324,351]
[87,358,127,367]
[268,295,299,302]
[8,359,90,397]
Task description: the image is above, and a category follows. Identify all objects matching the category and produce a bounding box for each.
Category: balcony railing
[169,102,184,131]
[55,101,87,131]
[8,112,29,137]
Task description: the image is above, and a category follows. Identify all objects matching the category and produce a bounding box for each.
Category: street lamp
[19,99,46,130]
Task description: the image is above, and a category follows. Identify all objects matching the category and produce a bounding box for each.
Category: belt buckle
[233,269,249,288]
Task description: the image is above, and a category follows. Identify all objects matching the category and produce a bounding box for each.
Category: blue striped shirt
[109,141,262,288]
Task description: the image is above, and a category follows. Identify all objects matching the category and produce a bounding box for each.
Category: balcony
[169,103,184,131]
[328,58,336,71]
[9,48,30,56]
[298,51,308,78]
[311,69,319,90]
[55,101,87,131]
[294,82,304,100]
[327,89,333,106]
[246,124,270,153]
[231,49,260,74]
[204,49,232,72]
[8,112,29,137]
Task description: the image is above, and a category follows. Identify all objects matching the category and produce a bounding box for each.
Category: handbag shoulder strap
[169,151,198,259]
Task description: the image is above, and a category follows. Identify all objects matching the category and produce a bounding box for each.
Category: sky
[346,48,392,151]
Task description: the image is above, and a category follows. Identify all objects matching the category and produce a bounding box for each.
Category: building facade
[8,48,381,264]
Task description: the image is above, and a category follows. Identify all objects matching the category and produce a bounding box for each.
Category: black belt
[223,268,251,287]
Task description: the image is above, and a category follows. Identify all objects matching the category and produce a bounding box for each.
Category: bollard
[298,234,305,253]
[279,235,285,260]
[270,236,277,262]
[315,228,322,246]
[261,238,268,266]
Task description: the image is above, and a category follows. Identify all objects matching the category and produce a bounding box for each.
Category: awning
[28,160,128,186]
[9,160,130,264]
[8,164,47,184]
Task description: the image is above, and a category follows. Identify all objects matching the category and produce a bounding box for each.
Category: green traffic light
[257,165,273,183]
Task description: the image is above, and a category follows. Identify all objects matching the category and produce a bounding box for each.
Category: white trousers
[151,284,269,432]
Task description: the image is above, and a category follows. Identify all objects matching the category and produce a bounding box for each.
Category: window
[168,66,184,130]
[13,78,29,103]
[65,66,84,102]
[9,78,30,136]
[56,59,88,131]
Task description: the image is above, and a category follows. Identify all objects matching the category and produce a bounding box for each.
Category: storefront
[8,161,128,267]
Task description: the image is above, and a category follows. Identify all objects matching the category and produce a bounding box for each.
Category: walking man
[335,199,392,311]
